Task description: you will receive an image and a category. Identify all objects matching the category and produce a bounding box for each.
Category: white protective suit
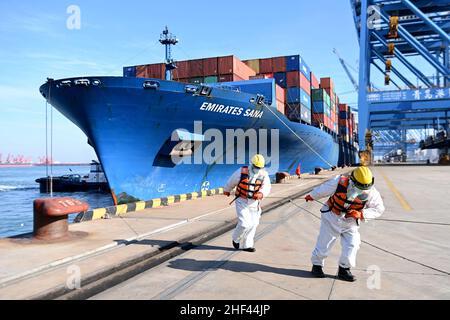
[310,175,385,268]
[223,167,272,249]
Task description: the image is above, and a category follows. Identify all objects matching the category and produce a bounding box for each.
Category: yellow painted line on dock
[92,208,107,220]
[135,201,146,211]
[379,169,412,211]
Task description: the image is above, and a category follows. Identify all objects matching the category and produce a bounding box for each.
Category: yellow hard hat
[351,166,374,190]
[251,154,265,169]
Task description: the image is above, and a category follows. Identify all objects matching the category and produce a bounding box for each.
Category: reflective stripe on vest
[235,166,263,199]
[326,176,367,215]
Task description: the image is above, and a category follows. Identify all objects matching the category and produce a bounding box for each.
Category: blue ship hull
[40,77,338,204]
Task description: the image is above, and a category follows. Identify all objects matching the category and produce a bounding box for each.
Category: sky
[0,0,371,163]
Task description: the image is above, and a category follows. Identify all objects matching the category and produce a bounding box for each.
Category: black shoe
[311,265,325,278]
[338,266,356,282]
[232,241,240,249]
[243,248,256,252]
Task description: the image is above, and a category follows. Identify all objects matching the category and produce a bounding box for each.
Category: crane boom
[333,48,359,91]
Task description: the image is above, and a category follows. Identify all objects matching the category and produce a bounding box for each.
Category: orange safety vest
[235,166,264,200]
[325,176,367,215]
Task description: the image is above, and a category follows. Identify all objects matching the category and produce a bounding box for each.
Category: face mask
[250,165,261,175]
[347,181,370,201]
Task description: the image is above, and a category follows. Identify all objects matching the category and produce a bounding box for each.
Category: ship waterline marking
[171,121,280,172]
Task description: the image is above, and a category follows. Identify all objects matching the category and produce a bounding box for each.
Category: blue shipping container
[300,105,311,124]
[286,87,301,104]
[273,72,287,88]
[300,89,311,109]
[339,111,348,120]
[285,55,311,81]
[312,101,331,116]
[312,101,325,113]
[216,78,276,105]
[123,66,136,77]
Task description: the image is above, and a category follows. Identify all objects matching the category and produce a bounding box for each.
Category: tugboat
[36,161,110,193]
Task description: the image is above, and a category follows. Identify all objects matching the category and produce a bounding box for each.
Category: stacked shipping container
[129,55,256,84]
[123,55,357,140]
[243,55,312,124]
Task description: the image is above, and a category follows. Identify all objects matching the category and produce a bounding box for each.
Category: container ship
[39,28,359,205]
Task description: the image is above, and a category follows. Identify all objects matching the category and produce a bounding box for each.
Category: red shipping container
[339,119,348,128]
[310,72,320,89]
[250,75,266,80]
[136,64,165,79]
[136,65,147,78]
[339,103,349,112]
[218,56,255,80]
[203,57,218,76]
[272,56,286,73]
[312,113,325,125]
[218,56,234,74]
[218,74,245,82]
[320,77,334,90]
[286,71,311,95]
[175,60,189,79]
[250,73,274,80]
[259,58,273,74]
[188,59,204,77]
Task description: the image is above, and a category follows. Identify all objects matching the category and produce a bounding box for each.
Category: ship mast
[159,26,178,81]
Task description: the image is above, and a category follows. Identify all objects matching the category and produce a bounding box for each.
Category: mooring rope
[261,101,335,168]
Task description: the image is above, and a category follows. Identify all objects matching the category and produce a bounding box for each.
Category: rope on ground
[288,199,450,276]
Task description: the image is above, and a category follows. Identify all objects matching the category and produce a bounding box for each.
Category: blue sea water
[0,166,113,238]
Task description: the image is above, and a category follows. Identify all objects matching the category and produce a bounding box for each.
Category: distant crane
[333,48,384,93]
[333,48,359,91]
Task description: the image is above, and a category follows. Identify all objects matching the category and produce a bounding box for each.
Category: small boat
[36,161,110,193]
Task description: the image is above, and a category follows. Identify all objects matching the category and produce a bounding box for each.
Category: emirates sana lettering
[200,102,264,119]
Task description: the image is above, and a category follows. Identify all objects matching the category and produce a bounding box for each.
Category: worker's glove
[223,191,231,197]
[305,195,314,202]
[253,192,264,200]
[345,210,364,220]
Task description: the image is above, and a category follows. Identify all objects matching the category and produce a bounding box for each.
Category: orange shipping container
[276,101,285,114]
[275,85,285,103]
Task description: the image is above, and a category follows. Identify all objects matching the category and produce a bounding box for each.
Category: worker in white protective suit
[305,166,385,282]
[223,154,271,252]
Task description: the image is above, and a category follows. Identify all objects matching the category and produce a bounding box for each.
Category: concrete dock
[0,166,449,300]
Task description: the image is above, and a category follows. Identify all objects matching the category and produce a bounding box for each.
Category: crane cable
[261,101,335,168]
